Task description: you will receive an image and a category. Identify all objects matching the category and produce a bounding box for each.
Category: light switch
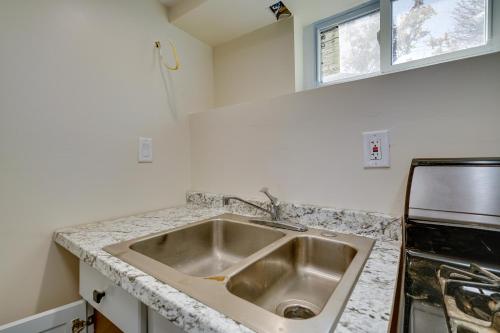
[363,130,390,168]
[138,137,153,163]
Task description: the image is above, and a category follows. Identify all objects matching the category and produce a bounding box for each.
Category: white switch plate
[138,137,153,163]
[363,130,390,168]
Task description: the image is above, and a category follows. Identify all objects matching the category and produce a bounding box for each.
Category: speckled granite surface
[54,192,401,333]
[187,192,401,242]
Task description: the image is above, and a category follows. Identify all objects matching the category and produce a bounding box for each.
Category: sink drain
[283,305,316,319]
[276,300,320,320]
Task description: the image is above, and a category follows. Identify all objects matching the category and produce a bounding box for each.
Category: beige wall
[0,0,213,325]
[288,0,366,27]
[190,53,500,216]
[213,18,295,107]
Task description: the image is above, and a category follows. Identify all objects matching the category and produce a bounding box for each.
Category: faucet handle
[260,187,279,205]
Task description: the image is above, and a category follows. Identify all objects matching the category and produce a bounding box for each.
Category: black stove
[438,264,500,332]
[400,158,500,333]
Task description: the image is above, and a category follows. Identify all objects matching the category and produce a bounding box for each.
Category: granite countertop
[54,192,402,333]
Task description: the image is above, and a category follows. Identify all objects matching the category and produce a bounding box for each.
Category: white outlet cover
[138,137,153,163]
[363,130,390,168]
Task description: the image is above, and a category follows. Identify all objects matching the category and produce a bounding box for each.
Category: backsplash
[186,191,401,241]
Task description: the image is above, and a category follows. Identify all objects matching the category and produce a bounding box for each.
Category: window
[314,0,497,86]
[392,0,487,64]
[318,2,380,84]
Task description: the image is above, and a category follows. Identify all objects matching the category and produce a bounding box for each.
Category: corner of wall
[293,16,304,92]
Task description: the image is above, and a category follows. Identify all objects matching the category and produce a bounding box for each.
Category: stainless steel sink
[104,214,374,333]
[129,220,285,277]
[226,236,357,319]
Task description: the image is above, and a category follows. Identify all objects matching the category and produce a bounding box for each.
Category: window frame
[315,0,381,85]
[314,0,499,88]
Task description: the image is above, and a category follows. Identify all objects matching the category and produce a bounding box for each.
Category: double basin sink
[104,214,374,333]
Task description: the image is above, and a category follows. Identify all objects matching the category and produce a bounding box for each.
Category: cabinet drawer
[79,261,146,333]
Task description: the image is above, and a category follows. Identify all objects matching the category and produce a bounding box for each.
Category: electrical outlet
[363,130,390,168]
[138,137,153,163]
[369,137,382,161]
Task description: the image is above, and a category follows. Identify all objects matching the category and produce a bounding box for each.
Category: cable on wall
[154,40,180,71]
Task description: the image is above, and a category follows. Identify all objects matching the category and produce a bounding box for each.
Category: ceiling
[163,0,287,46]
[159,0,183,7]
[160,0,365,47]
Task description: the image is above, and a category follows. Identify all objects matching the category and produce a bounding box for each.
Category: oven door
[402,221,500,333]
[404,250,449,333]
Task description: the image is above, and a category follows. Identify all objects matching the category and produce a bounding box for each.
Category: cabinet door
[79,261,146,333]
[0,300,87,333]
[147,309,185,333]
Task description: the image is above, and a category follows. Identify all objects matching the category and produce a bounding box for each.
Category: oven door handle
[407,250,500,274]
[405,292,428,301]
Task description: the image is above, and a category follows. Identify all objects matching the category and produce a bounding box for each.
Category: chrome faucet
[222,188,308,232]
[223,187,280,220]
[259,187,281,220]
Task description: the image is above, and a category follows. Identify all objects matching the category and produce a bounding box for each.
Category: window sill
[314,46,500,90]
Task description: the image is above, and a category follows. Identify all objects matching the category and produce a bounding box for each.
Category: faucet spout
[223,187,281,221]
[222,188,307,232]
[222,196,273,217]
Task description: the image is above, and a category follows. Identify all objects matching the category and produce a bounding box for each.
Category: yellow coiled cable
[155,40,180,71]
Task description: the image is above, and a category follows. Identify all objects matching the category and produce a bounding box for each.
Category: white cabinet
[148,309,185,333]
[79,261,186,333]
[0,300,87,333]
[80,262,147,333]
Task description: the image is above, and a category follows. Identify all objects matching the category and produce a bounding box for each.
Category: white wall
[213,18,295,107]
[190,52,500,216]
[0,0,213,325]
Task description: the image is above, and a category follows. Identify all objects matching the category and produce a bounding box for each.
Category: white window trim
[315,0,380,86]
[315,0,500,88]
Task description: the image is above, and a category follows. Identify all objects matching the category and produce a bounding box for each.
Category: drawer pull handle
[93,290,106,304]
